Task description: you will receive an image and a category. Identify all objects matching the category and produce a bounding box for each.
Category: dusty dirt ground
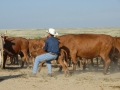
[0,61,120,90]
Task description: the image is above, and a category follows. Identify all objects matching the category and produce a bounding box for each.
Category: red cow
[3,37,29,68]
[57,34,113,74]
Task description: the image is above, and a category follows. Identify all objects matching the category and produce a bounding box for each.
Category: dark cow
[109,37,120,70]
[113,37,120,58]
[3,37,29,68]
[57,34,114,74]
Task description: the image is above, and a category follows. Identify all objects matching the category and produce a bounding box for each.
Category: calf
[28,38,69,76]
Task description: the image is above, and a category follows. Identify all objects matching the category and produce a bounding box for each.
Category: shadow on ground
[0,74,26,82]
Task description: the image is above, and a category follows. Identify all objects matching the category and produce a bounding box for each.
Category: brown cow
[3,37,29,68]
[28,38,69,76]
[28,38,46,55]
[57,34,113,75]
[28,38,46,65]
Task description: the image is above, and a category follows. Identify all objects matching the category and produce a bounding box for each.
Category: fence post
[0,36,4,69]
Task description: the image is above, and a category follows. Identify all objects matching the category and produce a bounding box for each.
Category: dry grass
[0,27,120,90]
[0,27,120,39]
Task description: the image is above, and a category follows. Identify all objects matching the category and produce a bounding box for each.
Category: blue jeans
[32,53,58,74]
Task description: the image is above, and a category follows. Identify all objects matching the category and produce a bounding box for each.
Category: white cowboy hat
[46,28,58,36]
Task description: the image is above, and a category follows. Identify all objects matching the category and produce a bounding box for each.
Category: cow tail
[63,49,68,67]
[27,39,30,56]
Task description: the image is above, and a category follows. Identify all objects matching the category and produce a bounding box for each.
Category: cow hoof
[26,66,31,69]
[58,69,62,72]
[64,74,68,77]
[71,72,76,76]
[103,72,108,75]
[104,73,107,75]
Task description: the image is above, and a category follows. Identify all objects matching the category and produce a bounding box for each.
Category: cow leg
[21,60,25,68]
[101,55,111,75]
[87,59,93,71]
[13,57,15,65]
[25,55,29,68]
[19,54,25,68]
[82,58,86,70]
[104,59,111,74]
[29,56,35,68]
[114,58,118,71]
[10,57,13,65]
[3,54,7,69]
[32,57,35,68]
[57,57,69,76]
[77,57,83,68]
[68,59,72,67]
[96,57,99,71]
[64,59,70,75]
[91,58,94,66]
[77,60,80,68]
[20,50,29,68]
[80,60,83,68]
[18,51,23,68]
[71,54,77,74]
[58,65,62,72]
[16,55,19,65]
[83,62,86,70]
[111,56,118,72]
[76,57,82,68]
[38,61,45,72]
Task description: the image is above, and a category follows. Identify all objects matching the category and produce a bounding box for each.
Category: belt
[49,52,58,55]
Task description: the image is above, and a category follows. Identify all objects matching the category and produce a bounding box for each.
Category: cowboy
[30,28,59,77]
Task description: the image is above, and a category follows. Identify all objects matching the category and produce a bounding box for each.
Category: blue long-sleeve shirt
[43,36,59,54]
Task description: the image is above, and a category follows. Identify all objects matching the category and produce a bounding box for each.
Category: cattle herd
[0,34,120,76]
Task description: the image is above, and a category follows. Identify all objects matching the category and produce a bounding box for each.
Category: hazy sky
[0,0,120,29]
